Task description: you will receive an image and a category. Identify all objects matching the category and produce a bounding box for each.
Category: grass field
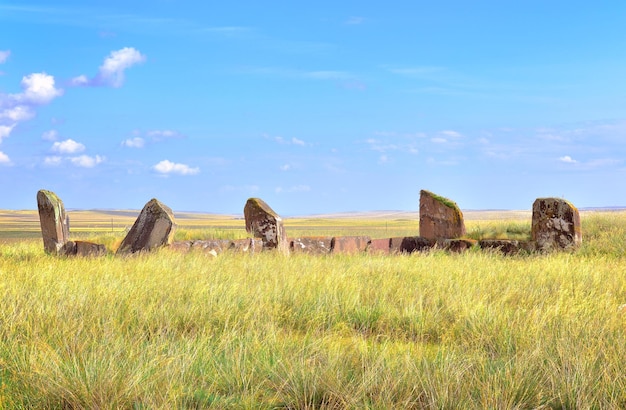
[0,209,625,408]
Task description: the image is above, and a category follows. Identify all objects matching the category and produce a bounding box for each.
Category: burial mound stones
[419,190,466,240]
[531,197,582,251]
[244,198,289,254]
[37,189,70,254]
[117,198,177,255]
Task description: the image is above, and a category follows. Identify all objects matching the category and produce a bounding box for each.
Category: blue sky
[1,1,626,215]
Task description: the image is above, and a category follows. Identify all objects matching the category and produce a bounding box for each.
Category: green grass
[0,212,625,407]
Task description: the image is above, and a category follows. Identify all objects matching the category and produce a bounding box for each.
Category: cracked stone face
[243,198,288,254]
[532,197,581,251]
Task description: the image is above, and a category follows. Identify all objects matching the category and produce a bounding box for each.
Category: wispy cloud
[146,129,184,140]
[275,185,311,193]
[264,134,310,146]
[345,16,365,25]
[153,160,200,176]
[71,47,146,88]
[0,50,10,64]
[41,130,59,141]
[122,137,145,148]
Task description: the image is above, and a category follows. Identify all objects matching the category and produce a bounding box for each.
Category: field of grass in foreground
[0,212,626,408]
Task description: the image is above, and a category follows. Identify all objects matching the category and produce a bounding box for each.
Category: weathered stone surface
[37,189,70,254]
[232,238,263,253]
[290,237,333,254]
[478,239,535,255]
[438,238,476,253]
[390,236,435,254]
[368,238,391,254]
[419,190,466,240]
[62,241,107,257]
[116,198,177,255]
[331,236,371,254]
[244,198,288,254]
[531,197,582,251]
[191,239,233,253]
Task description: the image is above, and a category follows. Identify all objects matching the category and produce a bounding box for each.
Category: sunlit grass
[0,211,625,407]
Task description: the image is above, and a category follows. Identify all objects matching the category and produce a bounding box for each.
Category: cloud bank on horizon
[1,1,626,214]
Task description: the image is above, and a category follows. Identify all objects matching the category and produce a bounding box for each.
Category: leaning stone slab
[331,236,370,254]
[62,241,107,257]
[531,197,582,251]
[116,198,177,255]
[290,237,333,255]
[390,236,435,254]
[419,190,466,239]
[37,189,70,254]
[244,198,288,254]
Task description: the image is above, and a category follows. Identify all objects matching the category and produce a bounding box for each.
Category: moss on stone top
[422,190,459,210]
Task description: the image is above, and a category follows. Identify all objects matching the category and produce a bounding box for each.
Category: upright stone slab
[419,190,466,240]
[244,198,288,254]
[531,197,581,251]
[37,189,70,254]
[116,198,177,255]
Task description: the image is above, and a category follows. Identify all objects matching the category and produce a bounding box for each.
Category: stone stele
[419,190,466,240]
[531,197,582,251]
[244,197,288,254]
[37,189,70,254]
[116,198,177,255]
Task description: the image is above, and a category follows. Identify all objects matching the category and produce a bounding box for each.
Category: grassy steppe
[0,212,625,408]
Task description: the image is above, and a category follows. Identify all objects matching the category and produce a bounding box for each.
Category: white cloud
[153,159,199,175]
[378,154,389,164]
[43,156,63,166]
[0,50,9,64]
[52,139,85,154]
[280,164,291,171]
[431,137,447,144]
[0,106,34,122]
[98,47,145,87]
[291,137,306,146]
[70,155,104,168]
[41,130,59,141]
[12,73,63,104]
[0,151,10,164]
[559,155,577,164]
[122,137,145,148]
[71,47,146,88]
[0,124,15,142]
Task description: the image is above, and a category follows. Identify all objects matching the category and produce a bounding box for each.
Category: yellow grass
[0,210,625,407]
